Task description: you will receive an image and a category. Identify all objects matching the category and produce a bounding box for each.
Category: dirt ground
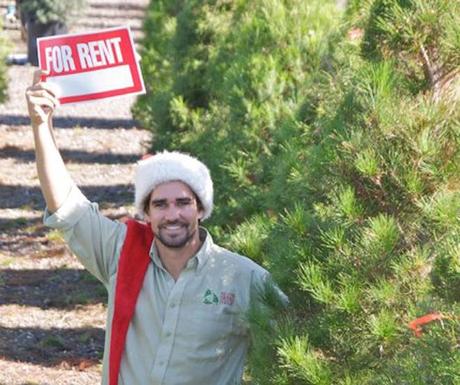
[0,1,151,383]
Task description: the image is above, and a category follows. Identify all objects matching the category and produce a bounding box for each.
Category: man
[26,70,283,385]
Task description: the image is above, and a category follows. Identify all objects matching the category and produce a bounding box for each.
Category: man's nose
[164,205,180,221]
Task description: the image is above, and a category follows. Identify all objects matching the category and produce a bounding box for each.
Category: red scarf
[109,219,154,385]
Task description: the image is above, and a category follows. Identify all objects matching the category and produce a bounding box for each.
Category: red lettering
[220,292,235,305]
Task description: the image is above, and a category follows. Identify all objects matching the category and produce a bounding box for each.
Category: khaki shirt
[44,186,271,385]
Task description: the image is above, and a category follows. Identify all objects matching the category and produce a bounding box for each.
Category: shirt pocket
[184,303,237,362]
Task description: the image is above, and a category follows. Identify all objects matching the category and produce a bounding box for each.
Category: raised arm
[26,70,73,212]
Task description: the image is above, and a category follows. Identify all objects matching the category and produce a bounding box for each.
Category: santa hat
[134,151,213,220]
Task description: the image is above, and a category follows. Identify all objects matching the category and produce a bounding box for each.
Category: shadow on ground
[0,145,140,164]
[77,21,143,32]
[0,268,107,308]
[88,1,147,11]
[0,209,130,257]
[0,184,133,210]
[0,325,104,368]
[0,218,53,256]
[0,114,139,129]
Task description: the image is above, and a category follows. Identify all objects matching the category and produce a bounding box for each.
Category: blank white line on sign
[47,65,134,98]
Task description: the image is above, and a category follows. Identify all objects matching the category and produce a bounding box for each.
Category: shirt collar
[149,227,213,273]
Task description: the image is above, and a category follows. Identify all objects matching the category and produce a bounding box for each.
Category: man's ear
[142,193,152,223]
[143,209,151,223]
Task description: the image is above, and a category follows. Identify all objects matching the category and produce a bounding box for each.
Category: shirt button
[165,331,172,337]
[170,303,176,308]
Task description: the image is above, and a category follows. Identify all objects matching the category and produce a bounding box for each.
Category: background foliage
[19,0,87,24]
[135,0,460,383]
[0,19,9,103]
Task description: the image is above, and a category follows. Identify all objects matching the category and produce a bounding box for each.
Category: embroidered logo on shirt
[203,289,236,305]
[220,291,235,305]
[203,289,219,305]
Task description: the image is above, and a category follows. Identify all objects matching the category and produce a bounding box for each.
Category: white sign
[38,27,145,104]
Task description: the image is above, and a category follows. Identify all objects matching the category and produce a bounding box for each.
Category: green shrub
[362,0,460,97]
[0,20,9,103]
[135,0,459,383]
[19,0,86,24]
[134,0,339,227]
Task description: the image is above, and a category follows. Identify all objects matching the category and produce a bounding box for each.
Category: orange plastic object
[408,313,444,337]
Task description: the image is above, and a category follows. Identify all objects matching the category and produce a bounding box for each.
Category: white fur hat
[134,151,213,220]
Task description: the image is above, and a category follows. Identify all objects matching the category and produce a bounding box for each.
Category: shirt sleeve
[43,184,127,286]
[251,268,289,309]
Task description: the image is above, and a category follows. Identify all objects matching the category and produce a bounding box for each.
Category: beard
[154,220,197,249]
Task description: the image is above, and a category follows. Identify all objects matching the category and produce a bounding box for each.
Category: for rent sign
[37,27,145,104]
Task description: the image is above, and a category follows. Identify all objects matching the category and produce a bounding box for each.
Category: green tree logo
[203,289,219,305]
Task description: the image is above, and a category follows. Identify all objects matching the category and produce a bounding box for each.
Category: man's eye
[152,202,167,208]
[177,200,191,206]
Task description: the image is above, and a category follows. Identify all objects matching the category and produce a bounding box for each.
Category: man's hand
[25,70,60,128]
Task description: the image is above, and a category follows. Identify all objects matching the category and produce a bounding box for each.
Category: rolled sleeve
[44,184,91,230]
[44,184,127,286]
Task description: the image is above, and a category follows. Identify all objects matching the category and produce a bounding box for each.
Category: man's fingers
[44,82,60,98]
[31,70,60,99]
[32,70,41,85]
[32,69,49,85]
[26,88,60,107]
[27,88,59,102]
[29,95,59,109]
[28,69,59,127]
[28,79,60,99]
[27,90,60,115]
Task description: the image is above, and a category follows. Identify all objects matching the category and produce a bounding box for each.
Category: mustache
[159,220,187,228]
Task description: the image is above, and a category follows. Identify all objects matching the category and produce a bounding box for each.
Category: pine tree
[135,0,459,383]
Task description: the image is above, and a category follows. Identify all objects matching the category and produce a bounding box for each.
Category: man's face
[145,181,203,249]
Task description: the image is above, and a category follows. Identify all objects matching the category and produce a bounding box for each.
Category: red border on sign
[37,26,145,104]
